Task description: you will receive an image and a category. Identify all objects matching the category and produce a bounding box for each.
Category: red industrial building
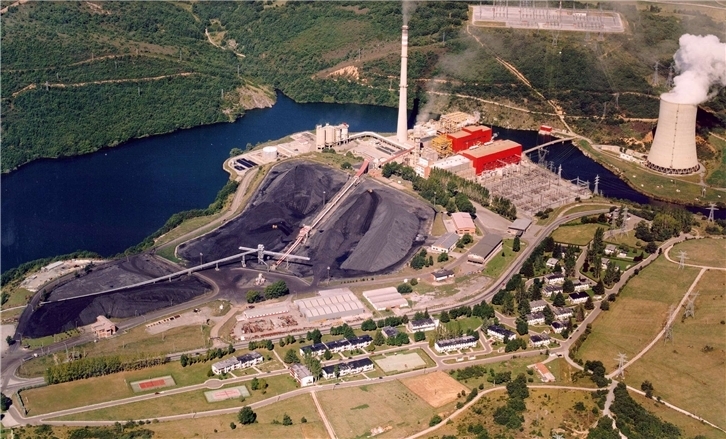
[447,125,492,152]
[459,139,522,175]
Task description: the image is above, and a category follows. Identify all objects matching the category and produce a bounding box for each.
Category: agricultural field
[575,256,701,369]
[670,238,726,268]
[625,269,726,431]
[55,373,299,421]
[550,222,603,246]
[432,388,601,439]
[146,393,328,439]
[316,380,445,439]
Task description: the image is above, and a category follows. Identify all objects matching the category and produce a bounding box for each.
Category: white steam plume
[661,34,726,105]
[402,0,417,26]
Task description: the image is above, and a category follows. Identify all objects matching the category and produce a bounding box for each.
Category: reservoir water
[0,93,716,273]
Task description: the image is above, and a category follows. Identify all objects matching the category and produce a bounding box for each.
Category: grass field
[432,211,447,236]
[21,361,213,415]
[670,238,726,268]
[433,388,600,439]
[443,316,482,335]
[401,371,468,407]
[1,287,32,310]
[625,269,726,430]
[550,222,603,246]
[535,201,614,226]
[316,380,442,439]
[630,392,726,439]
[575,256,701,369]
[706,133,726,188]
[144,393,328,439]
[452,355,548,390]
[55,373,299,421]
[482,238,524,279]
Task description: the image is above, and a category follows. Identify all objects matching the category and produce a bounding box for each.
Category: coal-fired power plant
[397,25,409,145]
[646,95,700,175]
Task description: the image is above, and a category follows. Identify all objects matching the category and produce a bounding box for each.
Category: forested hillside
[2,1,725,173]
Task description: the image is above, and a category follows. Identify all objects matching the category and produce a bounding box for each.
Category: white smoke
[402,0,417,26]
[661,34,726,105]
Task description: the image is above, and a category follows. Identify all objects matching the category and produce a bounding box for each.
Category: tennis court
[129,375,176,393]
[204,385,251,402]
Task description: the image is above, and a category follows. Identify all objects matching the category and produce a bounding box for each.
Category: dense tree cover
[238,406,257,425]
[610,383,681,439]
[306,329,322,344]
[263,280,289,300]
[0,393,12,411]
[386,332,411,347]
[180,344,234,367]
[45,354,168,384]
[330,323,355,339]
[587,416,621,439]
[66,423,155,439]
[1,250,101,288]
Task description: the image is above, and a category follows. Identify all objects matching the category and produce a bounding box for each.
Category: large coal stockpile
[302,180,434,280]
[178,161,348,262]
[16,256,210,338]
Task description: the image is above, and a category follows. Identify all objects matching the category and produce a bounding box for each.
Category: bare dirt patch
[402,371,468,408]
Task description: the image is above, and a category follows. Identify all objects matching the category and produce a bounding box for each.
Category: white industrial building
[294,288,366,322]
[315,123,349,150]
[363,287,409,311]
[646,95,700,175]
[430,232,459,253]
[239,303,289,320]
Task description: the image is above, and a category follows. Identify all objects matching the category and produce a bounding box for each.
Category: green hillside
[2,1,726,176]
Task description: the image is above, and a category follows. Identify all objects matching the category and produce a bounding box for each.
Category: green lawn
[483,238,524,278]
[443,316,482,334]
[576,256,701,368]
[1,287,32,310]
[670,238,726,268]
[705,133,726,188]
[550,222,604,246]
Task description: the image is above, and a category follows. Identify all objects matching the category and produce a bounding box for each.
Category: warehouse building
[460,139,522,175]
[468,234,503,265]
[294,288,366,322]
[431,232,459,253]
[451,212,476,235]
[447,126,493,153]
[363,287,409,311]
[239,303,289,320]
[431,155,475,179]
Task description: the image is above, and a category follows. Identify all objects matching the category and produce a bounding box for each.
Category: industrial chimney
[646,95,700,175]
[396,25,409,144]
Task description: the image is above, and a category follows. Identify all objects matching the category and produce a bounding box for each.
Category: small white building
[487,325,516,341]
[526,312,546,326]
[551,321,566,333]
[434,335,478,353]
[569,292,589,304]
[529,300,548,313]
[546,258,559,269]
[431,269,455,282]
[321,358,374,380]
[553,307,574,321]
[573,281,590,292]
[290,364,315,387]
[543,273,565,285]
[212,357,242,375]
[604,244,617,255]
[529,333,551,348]
[543,284,563,298]
[91,316,117,339]
[407,318,439,333]
[431,233,459,253]
[534,362,556,382]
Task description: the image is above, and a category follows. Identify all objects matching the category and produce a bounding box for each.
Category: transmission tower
[593,175,600,196]
[653,61,660,86]
[707,203,718,223]
[664,324,673,343]
[677,251,688,269]
[684,291,699,319]
[619,207,629,235]
[615,353,627,379]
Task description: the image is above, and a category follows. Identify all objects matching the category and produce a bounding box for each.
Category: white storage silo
[324,124,335,147]
[315,125,325,150]
[262,146,278,160]
[646,95,699,174]
[334,126,341,144]
[341,124,349,143]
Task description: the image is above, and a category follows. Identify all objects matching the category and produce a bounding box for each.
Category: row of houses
[321,358,374,380]
[299,335,373,357]
[434,335,478,353]
[211,352,264,375]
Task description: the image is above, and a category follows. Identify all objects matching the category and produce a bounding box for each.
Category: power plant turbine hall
[646,34,726,175]
[397,25,409,144]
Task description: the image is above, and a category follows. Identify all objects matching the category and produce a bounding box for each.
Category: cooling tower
[396,25,409,144]
[646,95,700,175]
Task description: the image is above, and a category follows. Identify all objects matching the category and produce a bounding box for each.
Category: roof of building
[410,318,435,328]
[530,300,548,309]
[551,321,565,328]
[534,362,553,376]
[460,139,522,158]
[432,155,473,169]
[553,307,573,315]
[432,269,455,278]
[462,125,491,134]
[526,312,545,321]
[605,244,617,251]
[290,363,313,378]
[91,315,115,330]
[544,273,565,280]
[213,357,240,370]
[301,343,328,353]
[509,217,533,231]
[530,334,551,343]
[432,232,459,249]
[487,325,515,337]
[451,212,476,230]
[447,130,472,140]
[436,335,477,348]
[348,335,372,345]
[569,292,590,300]
[238,351,263,363]
[547,257,559,265]
[474,234,503,258]
[363,287,408,310]
[326,339,351,350]
[382,326,399,337]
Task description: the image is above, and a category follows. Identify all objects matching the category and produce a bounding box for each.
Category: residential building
[238,352,264,369]
[299,343,328,357]
[573,281,590,292]
[604,244,617,255]
[434,335,478,353]
[546,257,559,269]
[529,300,548,313]
[601,257,610,270]
[407,318,438,333]
[543,284,563,298]
[431,233,459,253]
[431,269,455,282]
[347,335,373,350]
[553,307,574,321]
[529,333,551,348]
[325,339,352,354]
[569,291,589,304]
[533,362,556,382]
[487,325,516,341]
[91,316,117,339]
[451,212,476,236]
[211,357,242,375]
[289,364,315,387]
[526,312,545,326]
[321,358,375,380]
[543,273,565,285]
[382,326,399,338]
[551,321,565,333]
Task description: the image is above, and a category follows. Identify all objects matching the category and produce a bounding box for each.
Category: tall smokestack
[397,25,409,144]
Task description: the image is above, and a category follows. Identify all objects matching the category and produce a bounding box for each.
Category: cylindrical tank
[262,146,278,160]
[334,126,341,144]
[341,124,349,142]
[315,125,325,150]
[646,96,699,174]
[324,124,334,146]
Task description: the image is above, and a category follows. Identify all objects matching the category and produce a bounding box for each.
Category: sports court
[374,352,426,373]
[204,385,251,403]
[402,371,468,407]
[130,375,176,393]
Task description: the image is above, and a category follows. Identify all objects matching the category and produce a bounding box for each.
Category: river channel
[0,92,716,273]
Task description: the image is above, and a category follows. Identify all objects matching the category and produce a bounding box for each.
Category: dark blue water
[2,95,719,273]
[1,93,398,272]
